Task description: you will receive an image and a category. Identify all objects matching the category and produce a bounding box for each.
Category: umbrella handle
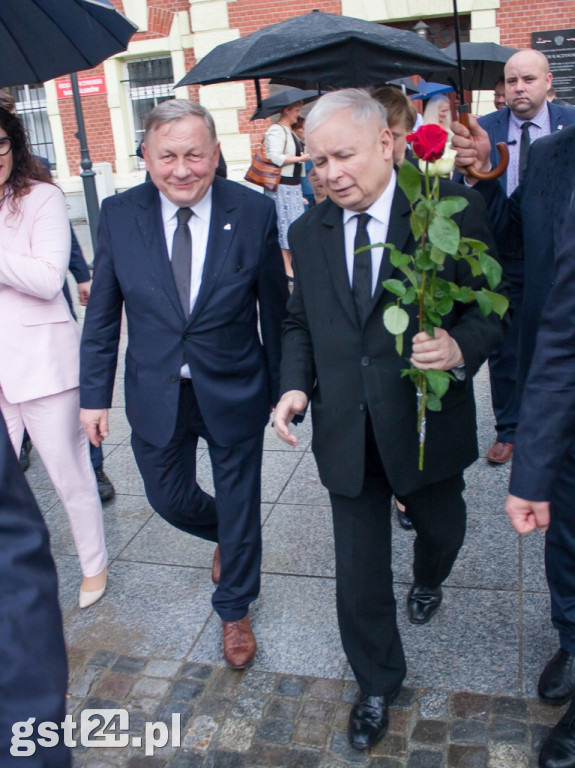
[457,110,509,181]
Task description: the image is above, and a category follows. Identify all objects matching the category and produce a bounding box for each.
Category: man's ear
[379,127,394,161]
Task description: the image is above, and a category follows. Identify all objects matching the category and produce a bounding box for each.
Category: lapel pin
[224,223,232,230]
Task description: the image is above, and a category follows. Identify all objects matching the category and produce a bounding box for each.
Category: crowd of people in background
[3,44,575,768]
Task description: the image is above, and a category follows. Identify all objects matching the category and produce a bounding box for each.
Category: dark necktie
[352,213,372,326]
[519,121,533,182]
[172,207,192,314]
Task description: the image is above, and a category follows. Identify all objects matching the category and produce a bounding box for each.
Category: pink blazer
[0,182,78,404]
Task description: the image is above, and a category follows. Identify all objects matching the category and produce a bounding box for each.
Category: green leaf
[449,284,475,303]
[415,249,435,271]
[463,255,483,277]
[460,237,489,254]
[398,160,422,204]
[475,290,493,316]
[383,305,410,335]
[383,279,406,297]
[426,392,442,411]
[482,289,509,319]
[386,247,411,267]
[479,252,503,290]
[402,286,416,305]
[430,245,446,265]
[395,334,404,356]
[423,307,442,327]
[436,196,469,217]
[410,211,425,241]
[429,215,460,256]
[426,369,452,398]
[436,295,454,315]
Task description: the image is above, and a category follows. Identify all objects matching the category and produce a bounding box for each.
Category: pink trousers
[0,385,108,577]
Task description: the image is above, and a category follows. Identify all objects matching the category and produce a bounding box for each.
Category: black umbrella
[250,87,318,120]
[0,0,138,250]
[431,41,518,92]
[176,10,455,93]
[0,0,137,86]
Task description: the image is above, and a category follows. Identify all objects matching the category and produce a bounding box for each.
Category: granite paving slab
[187,574,346,680]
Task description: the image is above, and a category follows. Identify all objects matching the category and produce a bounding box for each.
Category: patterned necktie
[519,121,533,182]
[171,207,192,314]
[352,213,372,326]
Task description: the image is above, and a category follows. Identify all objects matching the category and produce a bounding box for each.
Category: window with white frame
[123,56,175,166]
[9,84,56,169]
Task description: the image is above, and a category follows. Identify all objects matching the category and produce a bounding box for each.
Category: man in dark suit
[80,100,288,669]
[274,89,504,751]
[504,209,575,768]
[464,49,575,466]
[453,106,575,768]
[0,412,70,768]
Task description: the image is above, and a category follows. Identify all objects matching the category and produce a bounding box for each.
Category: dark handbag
[244,145,281,191]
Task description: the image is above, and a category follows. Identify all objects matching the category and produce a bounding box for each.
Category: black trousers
[131,381,264,623]
[329,416,466,695]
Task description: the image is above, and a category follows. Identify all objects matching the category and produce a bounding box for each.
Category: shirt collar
[159,185,213,225]
[509,102,548,130]
[342,169,397,226]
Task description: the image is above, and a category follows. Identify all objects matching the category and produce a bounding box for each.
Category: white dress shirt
[342,170,396,296]
[160,188,212,377]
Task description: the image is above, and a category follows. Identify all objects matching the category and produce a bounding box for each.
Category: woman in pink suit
[0,108,107,608]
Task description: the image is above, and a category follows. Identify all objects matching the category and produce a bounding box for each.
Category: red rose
[407,124,449,163]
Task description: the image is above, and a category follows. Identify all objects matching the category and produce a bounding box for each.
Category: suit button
[169,374,179,382]
[183,333,192,340]
[361,356,371,367]
[359,403,366,412]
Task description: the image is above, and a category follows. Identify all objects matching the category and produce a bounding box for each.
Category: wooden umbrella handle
[457,110,509,181]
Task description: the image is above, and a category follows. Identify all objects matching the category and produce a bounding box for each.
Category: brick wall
[497,0,575,47]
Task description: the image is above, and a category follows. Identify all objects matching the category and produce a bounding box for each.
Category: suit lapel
[134,183,184,319]
[188,177,239,324]
[319,200,358,328]
[370,183,412,312]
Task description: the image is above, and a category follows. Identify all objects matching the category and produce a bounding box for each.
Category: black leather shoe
[348,689,399,751]
[394,499,413,531]
[407,583,443,625]
[540,650,575,705]
[19,439,32,472]
[539,697,575,768]
[95,467,115,502]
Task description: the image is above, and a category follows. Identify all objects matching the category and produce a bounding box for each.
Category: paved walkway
[27,223,563,766]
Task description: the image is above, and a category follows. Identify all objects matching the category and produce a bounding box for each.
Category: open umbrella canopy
[431,41,518,92]
[177,10,455,91]
[250,87,319,120]
[0,0,138,87]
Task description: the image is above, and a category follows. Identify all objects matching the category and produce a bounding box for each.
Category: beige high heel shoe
[79,568,107,609]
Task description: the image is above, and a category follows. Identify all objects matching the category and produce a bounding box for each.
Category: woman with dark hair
[0,108,107,608]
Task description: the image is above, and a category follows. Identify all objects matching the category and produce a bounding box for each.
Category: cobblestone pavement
[26,222,564,766]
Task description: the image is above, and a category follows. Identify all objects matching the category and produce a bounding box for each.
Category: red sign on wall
[56,76,107,99]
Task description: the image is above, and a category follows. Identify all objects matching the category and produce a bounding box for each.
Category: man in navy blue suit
[457,49,575,467]
[453,85,575,768]
[0,412,70,768]
[80,100,288,669]
[505,209,575,768]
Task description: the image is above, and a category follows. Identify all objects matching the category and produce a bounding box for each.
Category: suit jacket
[476,102,575,193]
[509,210,575,500]
[281,179,505,498]
[475,124,575,394]
[80,176,288,448]
[0,412,70,768]
[0,182,77,404]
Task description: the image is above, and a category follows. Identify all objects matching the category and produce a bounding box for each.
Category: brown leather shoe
[211,545,221,585]
[222,616,256,669]
[486,441,514,464]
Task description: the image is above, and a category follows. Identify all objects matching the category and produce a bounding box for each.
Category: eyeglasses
[0,137,12,156]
